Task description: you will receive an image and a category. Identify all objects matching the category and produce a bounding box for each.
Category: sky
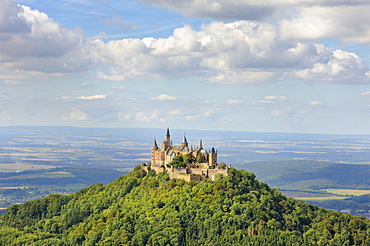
[2,0,370,134]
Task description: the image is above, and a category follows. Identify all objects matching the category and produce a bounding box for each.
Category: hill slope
[0,167,369,245]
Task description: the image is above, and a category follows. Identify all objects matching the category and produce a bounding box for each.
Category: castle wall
[167,166,229,181]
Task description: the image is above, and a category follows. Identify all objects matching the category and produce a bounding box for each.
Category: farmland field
[323,189,370,196]
[281,190,349,201]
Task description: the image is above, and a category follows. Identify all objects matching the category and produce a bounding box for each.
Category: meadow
[323,189,370,196]
[281,190,349,201]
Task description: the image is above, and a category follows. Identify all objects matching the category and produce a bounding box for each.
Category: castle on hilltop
[142,128,229,181]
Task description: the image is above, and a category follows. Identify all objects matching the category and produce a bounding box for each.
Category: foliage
[167,154,187,168]
[195,152,203,163]
[0,168,369,245]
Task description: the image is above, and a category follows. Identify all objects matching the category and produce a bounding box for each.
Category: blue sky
[2,0,370,134]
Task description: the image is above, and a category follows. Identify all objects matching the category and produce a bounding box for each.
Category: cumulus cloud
[139,0,370,24]
[77,95,106,100]
[93,20,370,84]
[226,99,243,105]
[288,48,370,83]
[62,110,89,120]
[3,80,21,85]
[253,96,288,104]
[118,111,160,122]
[2,0,370,86]
[139,0,370,45]
[361,91,370,96]
[151,94,176,101]
[139,0,277,21]
[111,86,128,91]
[51,94,106,101]
[279,5,370,43]
[308,101,324,107]
[0,0,89,79]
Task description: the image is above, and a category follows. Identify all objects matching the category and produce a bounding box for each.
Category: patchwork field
[281,190,349,201]
[0,171,74,180]
[323,189,370,196]
[0,163,54,172]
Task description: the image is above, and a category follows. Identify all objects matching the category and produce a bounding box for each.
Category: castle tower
[151,138,159,166]
[152,138,158,150]
[162,127,172,150]
[181,134,188,150]
[208,147,217,167]
[166,127,171,143]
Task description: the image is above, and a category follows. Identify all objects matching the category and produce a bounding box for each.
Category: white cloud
[288,48,370,83]
[139,0,370,24]
[151,94,176,101]
[271,110,285,117]
[3,80,21,85]
[52,94,106,101]
[308,101,324,107]
[253,95,288,104]
[361,91,370,96]
[117,113,132,120]
[111,86,128,91]
[94,20,370,84]
[62,110,89,121]
[279,5,370,44]
[1,0,370,86]
[76,95,106,100]
[0,0,89,79]
[168,109,183,116]
[118,111,161,122]
[135,111,160,122]
[226,99,243,105]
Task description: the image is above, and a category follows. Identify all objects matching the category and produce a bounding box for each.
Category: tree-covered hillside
[0,167,369,245]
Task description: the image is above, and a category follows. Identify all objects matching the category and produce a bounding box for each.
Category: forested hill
[0,167,369,245]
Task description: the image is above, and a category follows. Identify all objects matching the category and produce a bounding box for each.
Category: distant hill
[235,160,370,190]
[0,167,369,245]
[0,167,126,208]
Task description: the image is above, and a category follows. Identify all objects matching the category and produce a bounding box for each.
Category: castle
[142,128,229,181]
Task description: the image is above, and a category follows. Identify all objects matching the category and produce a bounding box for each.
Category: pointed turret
[166,127,171,143]
[152,138,158,150]
[181,133,189,150]
[199,139,203,149]
[183,134,188,144]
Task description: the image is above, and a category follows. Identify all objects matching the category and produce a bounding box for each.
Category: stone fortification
[142,128,229,181]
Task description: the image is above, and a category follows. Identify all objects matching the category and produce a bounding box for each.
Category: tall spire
[181,133,188,149]
[200,139,203,149]
[183,134,188,144]
[165,127,171,143]
[153,138,158,150]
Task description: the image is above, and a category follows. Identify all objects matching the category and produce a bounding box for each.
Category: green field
[281,190,349,201]
[322,189,370,196]
[0,171,75,180]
